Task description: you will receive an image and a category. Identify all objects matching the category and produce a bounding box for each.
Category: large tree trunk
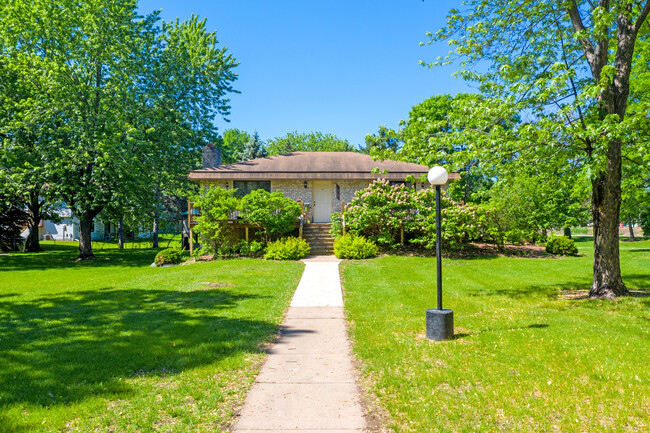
[118,218,124,249]
[78,209,100,260]
[589,140,629,298]
[563,227,572,239]
[24,190,42,252]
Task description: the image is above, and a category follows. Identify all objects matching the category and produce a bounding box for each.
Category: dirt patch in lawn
[562,289,650,300]
[388,242,550,259]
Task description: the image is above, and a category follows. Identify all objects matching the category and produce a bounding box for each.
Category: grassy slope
[341,239,650,433]
[0,242,303,432]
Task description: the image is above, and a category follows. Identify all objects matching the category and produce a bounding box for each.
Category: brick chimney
[202,144,222,169]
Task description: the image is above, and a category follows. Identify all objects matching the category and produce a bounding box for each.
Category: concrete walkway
[233,256,368,432]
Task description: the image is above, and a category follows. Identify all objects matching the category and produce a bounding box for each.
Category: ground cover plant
[341,238,650,433]
[0,242,303,432]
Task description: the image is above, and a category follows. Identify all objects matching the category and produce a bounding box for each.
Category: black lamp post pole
[436,185,442,310]
[425,170,453,341]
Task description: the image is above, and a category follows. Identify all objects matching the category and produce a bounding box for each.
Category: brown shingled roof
[189,152,459,182]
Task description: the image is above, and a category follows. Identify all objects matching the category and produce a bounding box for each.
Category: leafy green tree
[265,131,355,156]
[422,1,650,297]
[362,126,401,154]
[238,190,301,241]
[0,188,28,252]
[238,131,267,161]
[0,0,237,259]
[0,16,65,252]
[487,167,590,244]
[192,186,239,257]
[222,128,251,164]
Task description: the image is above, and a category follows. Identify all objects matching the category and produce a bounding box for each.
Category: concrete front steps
[302,223,334,255]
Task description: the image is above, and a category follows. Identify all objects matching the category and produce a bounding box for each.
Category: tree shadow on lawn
[466,274,650,302]
[0,287,275,408]
[0,244,159,272]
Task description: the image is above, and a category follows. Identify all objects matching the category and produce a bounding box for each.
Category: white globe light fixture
[427,166,448,186]
[425,165,454,341]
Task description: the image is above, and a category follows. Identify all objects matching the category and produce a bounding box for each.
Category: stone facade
[271,180,313,204]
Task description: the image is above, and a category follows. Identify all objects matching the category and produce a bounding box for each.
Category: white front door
[312,181,332,223]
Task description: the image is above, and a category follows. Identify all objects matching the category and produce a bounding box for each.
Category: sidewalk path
[233,256,368,432]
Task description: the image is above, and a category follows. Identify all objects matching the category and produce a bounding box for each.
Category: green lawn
[341,239,650,433]
[0,242,304,432]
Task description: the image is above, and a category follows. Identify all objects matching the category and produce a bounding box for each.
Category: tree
[422,1,650,297]
[0,187,28,252]
[238,131,267,161]
[222,128,251,164]
[265,131,355,156]
[0,21,64,252]
[238,190,301,241]
[362,126,401,154]
[0,0,238,259]
[192,186,238,257]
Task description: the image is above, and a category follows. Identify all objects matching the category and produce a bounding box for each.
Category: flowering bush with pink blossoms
[343,179,503,250]
[343,179,416,247]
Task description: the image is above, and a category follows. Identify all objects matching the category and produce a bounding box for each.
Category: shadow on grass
[0,243,161,272]
[467,273,649,302]
[0,287,275,408]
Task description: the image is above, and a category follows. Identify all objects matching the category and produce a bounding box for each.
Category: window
[233,181,271,198]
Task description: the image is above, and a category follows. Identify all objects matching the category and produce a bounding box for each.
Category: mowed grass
[341,239,650,433]
[0,242,304,432]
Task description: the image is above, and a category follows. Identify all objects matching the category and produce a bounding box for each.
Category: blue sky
[138,0,471,148]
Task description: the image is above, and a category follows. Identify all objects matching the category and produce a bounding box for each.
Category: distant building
[22,208,110,241]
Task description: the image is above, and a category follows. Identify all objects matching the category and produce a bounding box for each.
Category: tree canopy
[416,0,650,297]
[265,131,356,156]
[0,0,238,259]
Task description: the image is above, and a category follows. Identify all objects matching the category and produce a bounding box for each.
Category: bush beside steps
[334,234,378,259]
[264,237,311,260]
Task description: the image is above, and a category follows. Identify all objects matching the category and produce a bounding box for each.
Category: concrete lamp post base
[426,309,454,341]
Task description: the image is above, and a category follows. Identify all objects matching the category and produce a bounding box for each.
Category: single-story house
[189,146,458,223]
[21,207,113,241]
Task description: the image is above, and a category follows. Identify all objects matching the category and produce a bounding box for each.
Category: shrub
[545,236,578,256]
[234,240,265,257]
[264,237,311,260]
[329,212,343,239]
[344,179,415,247]
[192,186,239,257]
[155,248,184,266]
[334,234,378,259]
[239,190,301,241]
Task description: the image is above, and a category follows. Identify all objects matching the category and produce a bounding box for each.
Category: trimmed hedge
[545,236,578,256]
[334,234,378,259]
[264,237,311,260]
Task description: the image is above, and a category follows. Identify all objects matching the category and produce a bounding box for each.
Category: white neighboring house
[21,208,109,241]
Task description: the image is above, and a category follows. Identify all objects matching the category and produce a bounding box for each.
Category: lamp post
[426,166,454,341]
